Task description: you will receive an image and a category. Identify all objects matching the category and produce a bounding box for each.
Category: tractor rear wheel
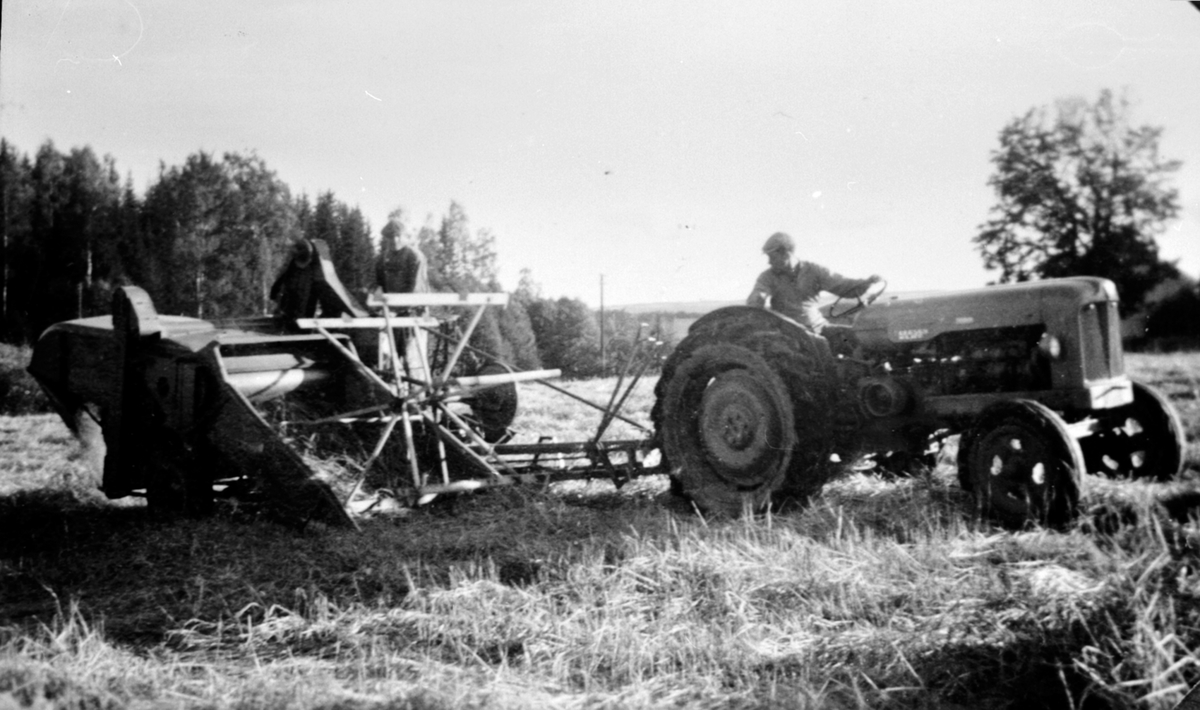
[958,400,1083,528]
[1081,381,1185,481]
[656,328,838,516]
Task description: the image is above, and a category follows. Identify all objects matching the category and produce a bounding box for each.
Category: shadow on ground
[0,488,401,644]
[0,484,669,646]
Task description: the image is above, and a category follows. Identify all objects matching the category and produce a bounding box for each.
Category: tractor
[651,277,1187,526]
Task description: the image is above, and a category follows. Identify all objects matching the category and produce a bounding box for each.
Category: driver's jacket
[747,261,874,332]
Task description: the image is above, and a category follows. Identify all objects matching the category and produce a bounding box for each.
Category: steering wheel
[829,278,888,320]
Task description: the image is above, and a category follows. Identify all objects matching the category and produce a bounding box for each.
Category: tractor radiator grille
[1079,301,1124,381]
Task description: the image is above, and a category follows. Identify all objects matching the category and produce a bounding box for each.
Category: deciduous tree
[143,151,298,318]
[225,153,297,314]
[413,202,538,370]
[975,89,1181,311]
[527,296,600,379]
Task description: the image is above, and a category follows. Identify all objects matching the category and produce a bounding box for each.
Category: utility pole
[2,228,8,335]
[599,274,606,377]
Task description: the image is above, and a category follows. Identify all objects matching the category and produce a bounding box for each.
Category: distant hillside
[611,290,949,343]
[614,291,949,316]
[614,300,740,315]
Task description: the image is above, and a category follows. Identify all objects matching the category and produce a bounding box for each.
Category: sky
[2,0,1199,308]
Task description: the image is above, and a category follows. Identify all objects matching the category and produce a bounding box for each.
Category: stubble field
[2,354,1200,709]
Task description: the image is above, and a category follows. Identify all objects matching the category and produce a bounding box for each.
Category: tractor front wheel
[1082,381,1185,482]
[958,400,1083,528]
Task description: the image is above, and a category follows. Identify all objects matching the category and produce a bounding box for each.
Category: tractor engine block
[871,324,1051,400]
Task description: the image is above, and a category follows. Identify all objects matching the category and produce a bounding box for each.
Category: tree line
[0,139,664,377]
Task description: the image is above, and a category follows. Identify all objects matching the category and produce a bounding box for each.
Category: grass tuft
[0,344,50,416]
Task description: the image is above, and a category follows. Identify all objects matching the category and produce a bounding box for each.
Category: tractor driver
[747,232,882,334]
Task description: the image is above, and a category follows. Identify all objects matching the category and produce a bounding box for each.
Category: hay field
[2,354,1200,709]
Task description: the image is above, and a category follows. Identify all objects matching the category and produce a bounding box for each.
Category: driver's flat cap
[762,232,795,253]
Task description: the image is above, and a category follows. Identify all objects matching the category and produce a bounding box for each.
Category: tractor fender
[688,305,810,341]
[686,306,838,366]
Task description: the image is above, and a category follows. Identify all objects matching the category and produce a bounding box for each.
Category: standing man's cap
[762,232,795,254]
[291,239,315,268]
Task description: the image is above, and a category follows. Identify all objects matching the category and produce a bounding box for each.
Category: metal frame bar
[440,304,487,383]
[312,324,396,396]
[412,456,661,496]
[417,325,651,433]
[267,291,666,512]
[296,317,439,329]
[368,293,509,308]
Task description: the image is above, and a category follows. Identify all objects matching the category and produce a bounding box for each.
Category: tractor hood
[842,277,1120,349]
